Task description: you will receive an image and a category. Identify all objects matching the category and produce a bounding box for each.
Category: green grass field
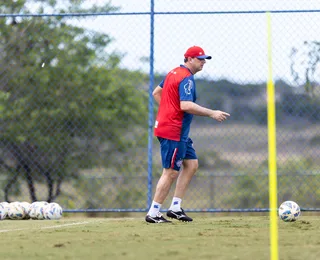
[1,215,319,260]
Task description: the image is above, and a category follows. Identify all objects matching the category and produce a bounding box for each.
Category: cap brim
[197,55,212,60]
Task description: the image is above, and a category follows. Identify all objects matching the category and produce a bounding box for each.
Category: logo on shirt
[184,80,193,95]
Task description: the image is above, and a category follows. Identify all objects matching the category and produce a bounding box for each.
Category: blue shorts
[158,137,197,171]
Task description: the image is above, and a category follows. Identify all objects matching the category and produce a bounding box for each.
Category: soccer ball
[0,202,9,220]
[19,202,31,219]
[35,201,49,220]
[28,202,38,219]
[44,202,63,220]
[29,201,49,220]
[278,201,301,222]
[7,202,26,220]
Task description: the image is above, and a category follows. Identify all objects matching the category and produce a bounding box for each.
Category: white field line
[40,221,91,229]
[0,228,29,233]
[0,217,137,233]
[0,221,92,233]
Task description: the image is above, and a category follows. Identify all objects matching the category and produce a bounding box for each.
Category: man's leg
[145,167,179,223]
[174,159,198,199]
[167,159,198,222]
[154,168,179,204]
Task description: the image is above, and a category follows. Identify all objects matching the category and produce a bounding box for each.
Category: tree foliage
[290,41,320,98]
[0,0,149,202]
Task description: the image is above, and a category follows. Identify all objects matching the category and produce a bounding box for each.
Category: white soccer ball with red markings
[44,202,63,220]
[7,202,26,220]
[278,201,301,222]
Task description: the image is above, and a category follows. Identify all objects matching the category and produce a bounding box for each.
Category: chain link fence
[0,0,319,212]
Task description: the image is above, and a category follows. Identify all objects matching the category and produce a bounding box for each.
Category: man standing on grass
[146,46,230,223]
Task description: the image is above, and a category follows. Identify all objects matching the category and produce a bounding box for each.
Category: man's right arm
[152,86,162,105]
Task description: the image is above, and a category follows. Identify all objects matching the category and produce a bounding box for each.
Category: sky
[34,0,320,84]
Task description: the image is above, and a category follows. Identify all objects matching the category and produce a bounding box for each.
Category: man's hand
[209,110,230,122]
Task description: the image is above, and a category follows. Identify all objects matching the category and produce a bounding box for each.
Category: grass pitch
[0,215,319,260]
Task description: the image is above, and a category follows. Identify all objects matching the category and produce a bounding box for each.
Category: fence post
[147,0,155,210]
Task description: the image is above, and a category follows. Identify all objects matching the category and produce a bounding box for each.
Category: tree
[290,41,320,98]
[0,0,149,202]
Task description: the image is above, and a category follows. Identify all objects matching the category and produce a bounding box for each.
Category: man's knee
[183,159,199,173]
[163,168,179,180]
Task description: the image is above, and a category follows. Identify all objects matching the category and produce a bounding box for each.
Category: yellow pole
[266,12,279,260]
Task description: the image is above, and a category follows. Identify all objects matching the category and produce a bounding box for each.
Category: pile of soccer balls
[0,201,63,220]
[278,200,301,222]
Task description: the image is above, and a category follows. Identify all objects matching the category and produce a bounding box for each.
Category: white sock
[169,197,182,212]
[147,201,162,217]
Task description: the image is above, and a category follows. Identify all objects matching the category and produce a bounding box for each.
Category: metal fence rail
[0,0,319,212]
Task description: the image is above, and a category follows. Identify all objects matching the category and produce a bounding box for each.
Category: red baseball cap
[184,46,212,59]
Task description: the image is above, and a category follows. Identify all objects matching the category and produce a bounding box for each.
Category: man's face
[191,57,206,73]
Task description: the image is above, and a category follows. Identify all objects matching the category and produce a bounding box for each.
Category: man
[145,46,230,223]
